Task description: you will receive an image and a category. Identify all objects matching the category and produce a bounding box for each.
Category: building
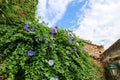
[102,39,120,80]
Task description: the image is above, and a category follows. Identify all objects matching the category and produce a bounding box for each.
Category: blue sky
[36,0,120,49]
[55,0,88,30]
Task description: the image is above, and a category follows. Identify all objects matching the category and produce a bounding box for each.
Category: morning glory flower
[49,41,53,46]
[24,24,30,30]
[73,48,77,52]
[54,26,58,30]
[82,48,85,51]
[68,39,72,43]
[31,26,36,30]
[28,50,34,56]
[50,29,57,34]
[42,21,48,25]
[50,78,57,80]
[48,60,54,66]
[69,33,74,38]
[42,21,45,25]
[67,32,74,38]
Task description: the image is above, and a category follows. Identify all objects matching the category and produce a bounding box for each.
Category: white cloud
[36,0,73,26]
[74,0,120,49]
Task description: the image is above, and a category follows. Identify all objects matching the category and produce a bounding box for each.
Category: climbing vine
[0,0,102,80]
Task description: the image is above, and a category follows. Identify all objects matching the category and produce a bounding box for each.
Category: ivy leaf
[66,46,71,50]
[66,50,70,54]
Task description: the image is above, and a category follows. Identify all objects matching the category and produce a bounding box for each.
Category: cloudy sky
[36,0,120,49]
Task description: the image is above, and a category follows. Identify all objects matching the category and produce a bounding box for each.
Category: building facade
[102,39,120,80]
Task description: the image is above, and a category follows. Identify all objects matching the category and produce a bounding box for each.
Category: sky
[36,0,120,49]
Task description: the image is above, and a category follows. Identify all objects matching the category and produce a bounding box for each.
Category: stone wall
[83,42,104,66]
[83,42,104,58]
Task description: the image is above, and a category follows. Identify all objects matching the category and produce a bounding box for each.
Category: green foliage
[0,21,100,80]
[0,0,38,25]
[0,0,102,79]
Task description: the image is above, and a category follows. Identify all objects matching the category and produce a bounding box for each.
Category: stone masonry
[83,41,104,66]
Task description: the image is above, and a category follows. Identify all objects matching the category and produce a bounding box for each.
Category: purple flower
[69,33,74,38]
[82,48,85,51]
[24,24,30,30]
[68,39,72,43]
[54,26,58,30]
[50,29,57,34]
[50,78,57,80]
[49,41,53,46]
[48,60,54,66]
[73,48,77,52]
[42,21,45,24]
[28,50,34,56]
[42,21,48,25]
[31,26,36,30]
[67,32,74,38]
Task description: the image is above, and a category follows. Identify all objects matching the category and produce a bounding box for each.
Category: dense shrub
[0,0,102,80]
[0,21,100,80]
